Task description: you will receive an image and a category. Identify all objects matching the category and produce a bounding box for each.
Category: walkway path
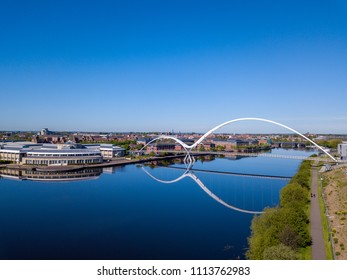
[310,165,326,259]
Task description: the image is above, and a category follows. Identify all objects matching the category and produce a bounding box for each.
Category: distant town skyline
[1,1,346,133]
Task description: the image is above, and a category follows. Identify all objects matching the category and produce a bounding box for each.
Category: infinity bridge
[144,150,335,162]
[139,118,339,215]
[139,117,339,163]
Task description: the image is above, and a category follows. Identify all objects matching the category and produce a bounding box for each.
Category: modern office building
[84,144,125,159]
[0,142,42,163]
[22,149,103,165]
[0,141,125,165]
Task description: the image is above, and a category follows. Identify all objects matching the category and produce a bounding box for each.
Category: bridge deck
[137,150,340,163]
[163,166,292,180]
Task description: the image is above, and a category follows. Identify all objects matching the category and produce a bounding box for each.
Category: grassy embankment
[318,173,334,259]
[246,160,312,260]
[321,168,347,259]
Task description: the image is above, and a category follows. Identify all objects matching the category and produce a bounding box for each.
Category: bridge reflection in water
[141,156,290,215]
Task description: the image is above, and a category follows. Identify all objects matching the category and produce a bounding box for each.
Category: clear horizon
[1,1,346,133]
[1,128,347,136]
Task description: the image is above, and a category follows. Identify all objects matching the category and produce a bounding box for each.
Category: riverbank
[1,154,199,173]
[246,160,312,260]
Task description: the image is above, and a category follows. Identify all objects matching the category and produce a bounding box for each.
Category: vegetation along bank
[246,160,312,260]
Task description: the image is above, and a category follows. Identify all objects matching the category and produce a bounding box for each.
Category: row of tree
[246,161,312,259]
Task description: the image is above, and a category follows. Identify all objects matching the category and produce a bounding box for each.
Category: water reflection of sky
[186,148,314,177]
[0,149,313,260]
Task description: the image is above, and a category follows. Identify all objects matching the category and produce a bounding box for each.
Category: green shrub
[263,244,299,260]
[280,183,309,208]
[247,206,311,259]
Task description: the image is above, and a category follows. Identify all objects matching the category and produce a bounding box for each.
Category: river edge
[246,160,312,259]
[0,154,198,173]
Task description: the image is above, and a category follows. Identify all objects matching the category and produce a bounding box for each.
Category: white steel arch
[139,118,337,162]
[191,117,336,162]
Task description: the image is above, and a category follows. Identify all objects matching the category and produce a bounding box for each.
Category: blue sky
[0,0,346,133]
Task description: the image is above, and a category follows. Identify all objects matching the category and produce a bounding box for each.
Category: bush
[290,161,311,189]
[279,225,301,249]
[247,208,281,259]
[263,244,299,260]
[246,207,310,259]
[280,183,309,208]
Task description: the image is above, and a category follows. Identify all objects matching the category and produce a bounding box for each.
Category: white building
[39,128,50,136]
[0,141,124,165]
[338,142,347,160]
[86,144,126,159]
[0,142,43,163]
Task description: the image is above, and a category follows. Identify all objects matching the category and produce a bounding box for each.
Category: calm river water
[0,149,313,260]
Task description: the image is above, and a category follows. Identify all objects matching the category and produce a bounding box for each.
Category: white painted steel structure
[141,117,337,162]
[141,166,263,214]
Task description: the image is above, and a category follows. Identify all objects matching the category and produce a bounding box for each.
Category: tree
[198,145,205,151]
[247,160,312,260]
[280,183,309,208]
[216,145,225,151]
[247,207,310,259]
[279,225,301,249]
[263,244,298,260]
[246,208,282,259]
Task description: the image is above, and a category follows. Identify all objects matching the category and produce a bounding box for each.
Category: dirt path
[310,165,326,259]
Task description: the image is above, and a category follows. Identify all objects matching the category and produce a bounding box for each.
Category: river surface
[0,149,313,260]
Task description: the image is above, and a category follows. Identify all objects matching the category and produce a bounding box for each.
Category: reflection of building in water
[0,141,125,166]
[0,168,101,182]
[224,155,244,160]
[102,166,124,174]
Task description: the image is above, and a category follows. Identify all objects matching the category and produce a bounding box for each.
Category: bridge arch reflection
[141,163,267,215]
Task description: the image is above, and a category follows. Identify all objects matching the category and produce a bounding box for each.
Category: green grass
[318,176,334,259]
[299,246,312,260]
